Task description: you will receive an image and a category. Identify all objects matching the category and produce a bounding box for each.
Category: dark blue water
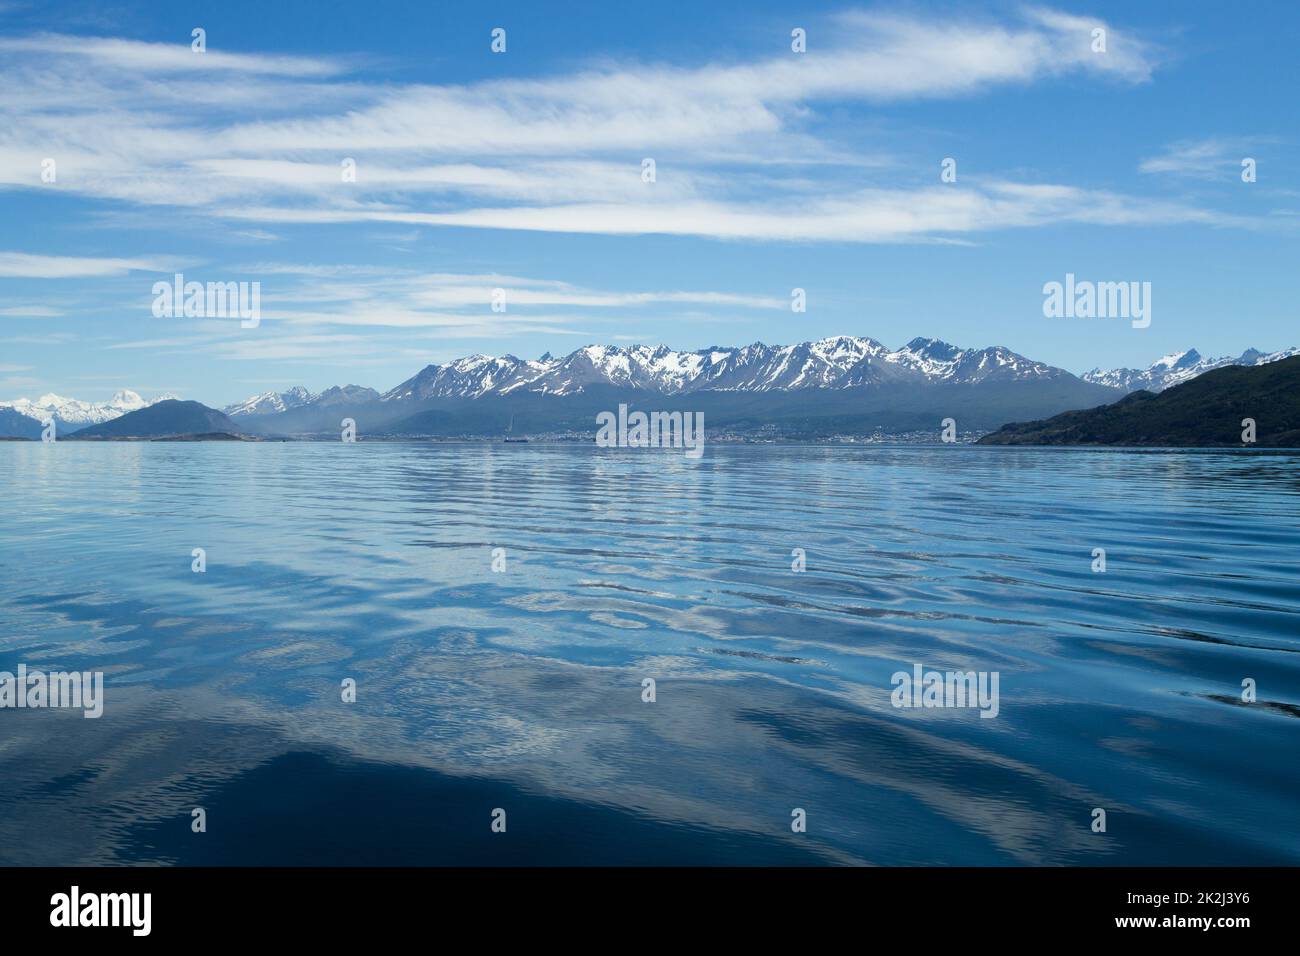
[1,442,1297,865]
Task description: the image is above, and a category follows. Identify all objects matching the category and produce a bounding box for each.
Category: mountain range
[222,385,318,417]
[2,337,1295,440]
[374,337,1065,400]
[0,389,177,431]
[221,336,1119,437]
[1081,346,1299,392]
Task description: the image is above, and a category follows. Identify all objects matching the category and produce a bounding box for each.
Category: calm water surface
[1,442,1297,865]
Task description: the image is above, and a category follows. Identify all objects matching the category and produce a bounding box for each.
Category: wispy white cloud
[0,7,1196,245]
[98,267,778,361]
[0,305,64,316]
[232,229,283,242]
[218,181,1236,242]
[0,374,41,391]
[242,268,786,312]
[0,252,172,278]
[0,33,342,76]
[1139,136,1273,180]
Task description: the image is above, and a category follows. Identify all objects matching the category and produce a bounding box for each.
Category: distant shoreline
[7,435,1299,451]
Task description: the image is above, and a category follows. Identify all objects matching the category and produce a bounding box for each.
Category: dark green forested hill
[67,400,243,439]
[978,356,1300,447]
[0,407,43,439]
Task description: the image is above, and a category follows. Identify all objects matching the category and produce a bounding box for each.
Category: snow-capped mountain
[0,389,178,427]
[379,336,1070,402]
[1083,346,1300,392]
[224,385,379,417]
[312,385,380,406]
[224,386,318,417]
[213,335,1132,438]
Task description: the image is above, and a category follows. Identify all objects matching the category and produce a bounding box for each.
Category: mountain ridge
[373,336,1071,404]
[1082,346,1298,392]
[0,389,178,429]
[223,385,317,417]
[223,335,1118,437]
[978,356,1300,447]
[8,337,1295,441]
[67,400,244,440]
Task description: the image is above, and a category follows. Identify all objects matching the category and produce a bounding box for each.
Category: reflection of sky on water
[1,443,1298,864]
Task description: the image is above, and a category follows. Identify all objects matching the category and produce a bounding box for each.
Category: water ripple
[1,442,1297,865]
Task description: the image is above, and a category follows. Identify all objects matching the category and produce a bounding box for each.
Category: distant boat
[504,413,528,442]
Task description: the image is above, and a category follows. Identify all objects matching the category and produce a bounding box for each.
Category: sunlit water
[1,442,1297,865]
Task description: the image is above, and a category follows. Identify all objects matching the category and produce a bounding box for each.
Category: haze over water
[1,442,1297,865]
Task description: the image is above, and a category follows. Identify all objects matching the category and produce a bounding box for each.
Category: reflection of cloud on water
[3,443,1298,864]
[0,594,1133,865]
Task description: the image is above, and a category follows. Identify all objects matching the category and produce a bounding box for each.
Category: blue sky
[1,0,1297,406]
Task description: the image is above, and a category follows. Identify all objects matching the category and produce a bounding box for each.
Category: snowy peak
[381,356,545,402]
[901,337,962,362]
[0,390,178,427]
[887,339,1058,385]
[809,335,884,364]
[373,335,1059,402]
[224,386,318,417]
[108,389,148,411]
[1083,345,1299,392]
[314,385,380,407]
[1153,348,1202,371]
